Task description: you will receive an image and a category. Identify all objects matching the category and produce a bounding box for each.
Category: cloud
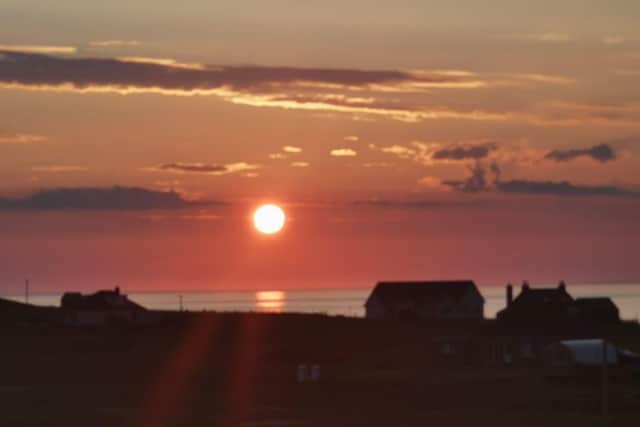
[544,143,616,163]
[442,161,637,198]
[344,136,359,141]
[150,162,261,175]
[443,162,501,193]
[377,144,417,158]
[603,35,625,46]
[0,45,76,54]
[31,165,88,173]
[290,162,310,168]
[374,140,501,165]
[3,51,622,126]
[0,187,216,210]
[507,73,575,85]
[0,51,480,93]
[0,51,513,123]
[526,33,571,43]
[528,101,640,127]
[283,145,302,153]
[431,142,498,161]
[90,40,141,47]
[0,133,47,144]
[353,198,495,209]
[269,153,287,160]
[227,92,508,123]
[330,148,357,157]
[496,180,637,197]
[117,56,204,70]
[615,69,640,77]
[418,176,445,190]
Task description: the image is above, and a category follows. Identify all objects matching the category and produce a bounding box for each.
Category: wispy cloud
[615,69,640,77]
[2,51,629,126]
[290,161,310,167]
[117,56,204,70]
[373,140,500,165]
[603,35,625,46]
[344,136,359,142]
[506,73,575,85]
[0,44,76,54]
[544,143,616,163]
[0,133,47,144]
[31,165,88,173]
[0,51,511,123]
[90,40,141,47]
[283,145,302,153]
[148,162,261,175]
[330,148,357,157]
[525,33,571,43]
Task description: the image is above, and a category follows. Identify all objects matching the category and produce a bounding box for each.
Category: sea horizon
[5,281,640,320]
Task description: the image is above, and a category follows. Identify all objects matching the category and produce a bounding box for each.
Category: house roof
[575,297,618,313]
[497,284,576,322]
[61,290,146,311]
[366,281,483,306]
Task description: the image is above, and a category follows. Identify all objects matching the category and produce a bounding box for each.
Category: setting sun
[253,204,286,234]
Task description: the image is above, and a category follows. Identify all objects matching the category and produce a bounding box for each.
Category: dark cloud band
[0,187,217,210]
[545,143,616,163]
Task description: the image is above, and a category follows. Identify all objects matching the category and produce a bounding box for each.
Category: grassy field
[1,311,639,426]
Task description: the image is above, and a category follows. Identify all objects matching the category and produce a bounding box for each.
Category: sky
[1,1,640,293]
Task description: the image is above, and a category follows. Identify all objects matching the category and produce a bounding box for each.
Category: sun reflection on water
[255,291,285,313]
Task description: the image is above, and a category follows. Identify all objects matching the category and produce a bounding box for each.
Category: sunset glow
[0,1,639,292]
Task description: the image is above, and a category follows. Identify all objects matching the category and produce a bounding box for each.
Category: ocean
[4,283,640,320]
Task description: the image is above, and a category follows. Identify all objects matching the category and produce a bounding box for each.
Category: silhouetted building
[575,297,620,324]
[496,281,580,326]
[61,287,146,326]
[365,281,484,320]
[496,281,621,327]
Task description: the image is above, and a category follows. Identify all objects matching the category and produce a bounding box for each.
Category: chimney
[558,280,567,292]
[522,281,530,292]
[115,286,120,295]
[506,283,513,307]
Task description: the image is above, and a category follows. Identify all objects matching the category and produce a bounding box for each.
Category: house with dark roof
[496,281,580,326]
[575,297,620,324]
[496,281,621,327]
[486,282,621,366]
[61,287,147,326]
[365,281,484,320]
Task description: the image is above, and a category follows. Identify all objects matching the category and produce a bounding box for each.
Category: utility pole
[25,279,29,304]
[179,294,183,312]
[602,337,609,418]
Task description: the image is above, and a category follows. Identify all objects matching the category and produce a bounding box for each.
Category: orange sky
[1,1,640,292]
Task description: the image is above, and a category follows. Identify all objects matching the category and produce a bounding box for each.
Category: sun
[253,204,286,234]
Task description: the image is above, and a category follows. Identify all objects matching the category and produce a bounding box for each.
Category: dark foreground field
[1,312,640,427]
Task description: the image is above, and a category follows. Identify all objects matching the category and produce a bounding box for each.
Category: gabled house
[365,281,484,320]
[61,287,147,326]
[496,281,580,326]
[496,281,621,327]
